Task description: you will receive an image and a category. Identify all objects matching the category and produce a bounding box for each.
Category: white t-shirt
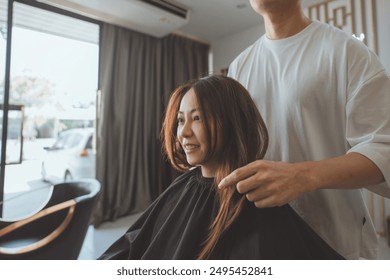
[228,20,390,259]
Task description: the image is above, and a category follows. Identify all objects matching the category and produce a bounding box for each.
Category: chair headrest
[52,179,101,203]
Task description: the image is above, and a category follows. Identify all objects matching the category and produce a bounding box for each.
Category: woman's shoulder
[164,168,193,188]
[165,167,209,192]
[132,167,215,229]
[160,168,198,197]
[170,167,198,183]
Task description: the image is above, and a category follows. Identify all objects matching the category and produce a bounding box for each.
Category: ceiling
[175,0,323,42]
[31,0,326,43]
[175,0,262,42]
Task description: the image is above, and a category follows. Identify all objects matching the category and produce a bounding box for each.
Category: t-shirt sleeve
[346,69,390,197]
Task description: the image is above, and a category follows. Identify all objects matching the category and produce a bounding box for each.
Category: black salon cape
[99,168,343,260]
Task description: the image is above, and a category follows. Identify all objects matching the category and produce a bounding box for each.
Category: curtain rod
[170,30,210,46]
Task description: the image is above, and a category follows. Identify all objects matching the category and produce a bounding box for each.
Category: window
[0,0,100,220]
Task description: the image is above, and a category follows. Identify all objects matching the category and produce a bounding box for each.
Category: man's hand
[218,160,316,208]
[218,153,385,208]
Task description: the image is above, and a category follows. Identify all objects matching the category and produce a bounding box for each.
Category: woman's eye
[193,115,201,121]
[177,117,184,124]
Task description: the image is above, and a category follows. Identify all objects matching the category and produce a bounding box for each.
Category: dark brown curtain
[93,23,209,226]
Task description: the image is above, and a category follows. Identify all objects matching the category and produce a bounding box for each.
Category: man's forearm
[306,152,385,191]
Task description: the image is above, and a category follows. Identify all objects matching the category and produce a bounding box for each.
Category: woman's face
[177,88,218,177]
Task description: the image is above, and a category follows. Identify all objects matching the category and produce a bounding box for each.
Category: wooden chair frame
[0,199,76,255]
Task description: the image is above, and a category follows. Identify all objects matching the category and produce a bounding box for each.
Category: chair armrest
[0,199,76,255]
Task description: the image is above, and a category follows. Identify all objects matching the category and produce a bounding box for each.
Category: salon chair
[0,179,100,260]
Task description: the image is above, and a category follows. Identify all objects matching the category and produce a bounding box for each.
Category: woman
[99,75,343,260]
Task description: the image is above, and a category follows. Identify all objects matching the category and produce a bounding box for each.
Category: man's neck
[263,7,311,40]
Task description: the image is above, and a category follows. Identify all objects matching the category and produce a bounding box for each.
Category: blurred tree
[8,70,55,107]
[0,69,58,138]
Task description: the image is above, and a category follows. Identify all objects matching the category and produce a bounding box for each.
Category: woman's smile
[183,143,200,152]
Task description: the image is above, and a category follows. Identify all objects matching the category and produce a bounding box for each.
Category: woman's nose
[179,121,193,138]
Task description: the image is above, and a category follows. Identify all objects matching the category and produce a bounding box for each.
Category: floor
[378,235,390,259]
[78,213,390,260]
[78,212,142,260]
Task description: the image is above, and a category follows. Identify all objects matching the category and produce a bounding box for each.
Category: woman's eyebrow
[177,108,199,114]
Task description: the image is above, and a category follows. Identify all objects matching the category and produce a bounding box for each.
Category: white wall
[377,0,390,71]
[366,0,390,235]
[210,23,265,73]
[211,0,389,72]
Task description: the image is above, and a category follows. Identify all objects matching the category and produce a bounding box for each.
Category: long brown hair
[161,75,268,259]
